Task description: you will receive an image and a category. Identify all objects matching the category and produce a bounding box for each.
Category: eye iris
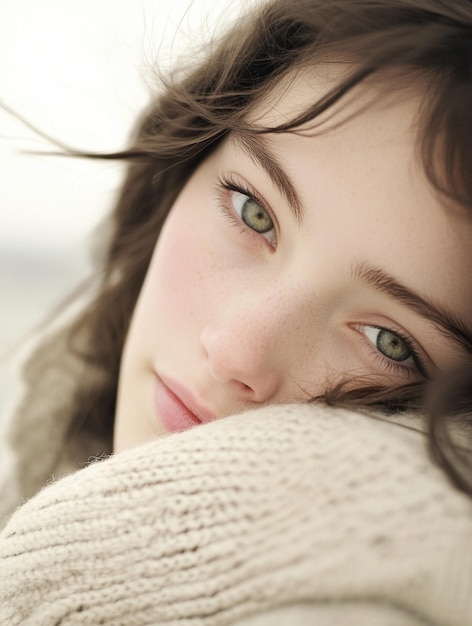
[377,329,411,362]
[241,199,273,233]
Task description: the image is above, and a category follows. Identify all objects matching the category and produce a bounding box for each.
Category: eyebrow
[353,262,472,356]
[232,130,304,223]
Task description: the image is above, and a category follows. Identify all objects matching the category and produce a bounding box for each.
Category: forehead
[250,64,423,134]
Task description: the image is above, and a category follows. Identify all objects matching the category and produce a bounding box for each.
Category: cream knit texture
[0,323,111,529]
[1,403,471,625]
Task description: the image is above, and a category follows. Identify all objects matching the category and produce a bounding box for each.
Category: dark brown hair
[66,0,472,493]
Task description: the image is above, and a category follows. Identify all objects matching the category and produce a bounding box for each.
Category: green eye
[355,324,424,377]
[376,329,411,362]
[240,197,274,233]
[225,185,277,246]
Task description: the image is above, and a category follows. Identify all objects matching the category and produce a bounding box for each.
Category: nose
[200,316,281,403]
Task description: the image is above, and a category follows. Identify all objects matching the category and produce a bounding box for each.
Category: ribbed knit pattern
[0,404,471,625]
[0,324,111,528]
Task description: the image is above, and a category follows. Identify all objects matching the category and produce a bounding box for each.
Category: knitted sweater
[1,320,471,625]
[1,402,472,625]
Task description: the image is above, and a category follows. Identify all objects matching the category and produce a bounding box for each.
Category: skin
[113,71,472,452]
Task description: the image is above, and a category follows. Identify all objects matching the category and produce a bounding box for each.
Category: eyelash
[215,174,277,245]
[214,175,427,380]
[353,323,428,379]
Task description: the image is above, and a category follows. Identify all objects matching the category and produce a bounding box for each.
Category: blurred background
[0,0,250,420]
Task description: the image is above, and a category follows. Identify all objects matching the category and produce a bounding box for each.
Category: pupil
[377,329,411,362]
[242,200,273,233]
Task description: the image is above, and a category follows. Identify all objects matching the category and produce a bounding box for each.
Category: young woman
[1,0,471,623]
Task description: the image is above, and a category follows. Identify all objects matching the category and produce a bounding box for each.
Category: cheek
[149,201,219,327]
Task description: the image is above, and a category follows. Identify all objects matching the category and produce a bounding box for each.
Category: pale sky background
[0,0,254,419]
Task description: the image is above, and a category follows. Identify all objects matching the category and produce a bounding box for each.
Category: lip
[153,374,217,433]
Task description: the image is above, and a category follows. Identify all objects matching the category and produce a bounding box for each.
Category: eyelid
[350,322,430,379]
[217,173,279,243]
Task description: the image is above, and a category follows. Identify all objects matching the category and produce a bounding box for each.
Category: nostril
[229,379,257,397]
[201,324,278,401]
[235,380,262,400]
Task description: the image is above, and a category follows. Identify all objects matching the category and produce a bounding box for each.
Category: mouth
[153,374,216,433]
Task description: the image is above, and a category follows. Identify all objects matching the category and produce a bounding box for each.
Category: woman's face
[114,73,472,452]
